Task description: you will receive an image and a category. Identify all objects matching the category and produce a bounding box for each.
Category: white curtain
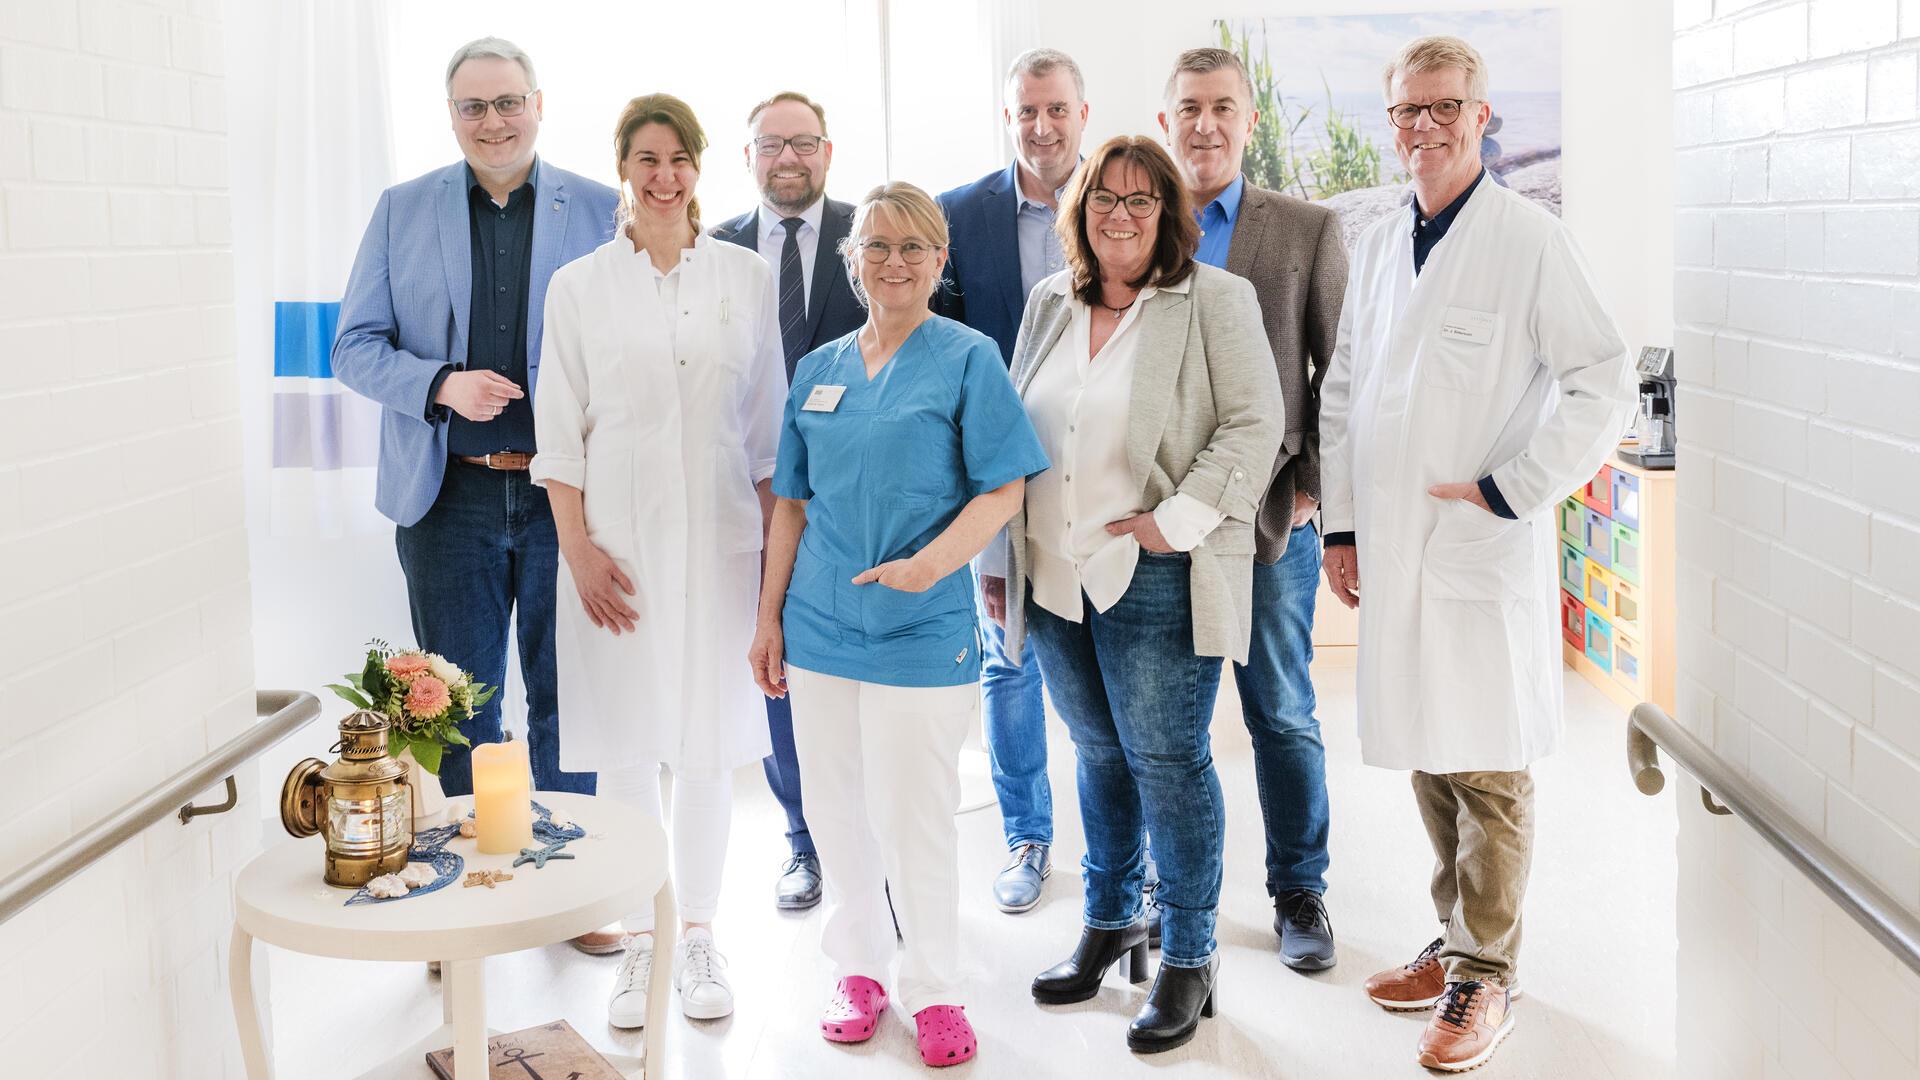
[261,0,395,538]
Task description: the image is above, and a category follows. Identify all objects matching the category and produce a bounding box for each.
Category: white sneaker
[674,928,734,1020]
[608,936,653,1029]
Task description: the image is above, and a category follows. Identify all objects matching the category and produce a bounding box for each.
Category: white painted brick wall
[0,1,257,1076]
[1676,3,1920,1077]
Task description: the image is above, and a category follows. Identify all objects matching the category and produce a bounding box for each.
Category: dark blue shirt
[445,162,539,456]
[1411,168,1481,277]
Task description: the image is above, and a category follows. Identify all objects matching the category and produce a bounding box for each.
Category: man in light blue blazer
[935,47,1090,916]
[332,40,619,846]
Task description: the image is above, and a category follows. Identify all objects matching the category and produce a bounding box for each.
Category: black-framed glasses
[1086,189,1162,218]
[451,92,536,121]
[858,240,937,264]
[1386,98,1479,129]
[752,134,826,157]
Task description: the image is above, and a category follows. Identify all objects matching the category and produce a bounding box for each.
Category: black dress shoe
[1127,952,1218,1053]
[775,852,822,910]
[1273,889,1337,971]
[1032,922,1150,1004]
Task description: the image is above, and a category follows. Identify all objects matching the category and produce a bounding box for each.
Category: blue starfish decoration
[512,843,576,869]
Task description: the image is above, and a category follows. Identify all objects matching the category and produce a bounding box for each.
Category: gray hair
[1382,35,1488,102]
[1005,47,1085,103]
[1163,47,1253,106]
[445,37,537,95]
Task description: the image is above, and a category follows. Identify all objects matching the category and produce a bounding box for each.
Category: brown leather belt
[455,452,534,471]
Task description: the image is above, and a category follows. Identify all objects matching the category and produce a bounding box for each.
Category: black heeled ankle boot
[1031,922,1150,1004]
[1127,952,1219,1053]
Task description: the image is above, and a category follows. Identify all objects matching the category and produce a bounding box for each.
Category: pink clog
[820,975,888,1043]
[913,1004,976,1067]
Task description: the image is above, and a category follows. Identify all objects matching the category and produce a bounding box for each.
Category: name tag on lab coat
[802,385,848,412]
[1438,307,1497,345]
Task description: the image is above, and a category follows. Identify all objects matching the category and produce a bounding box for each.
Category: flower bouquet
[325,640,497,776]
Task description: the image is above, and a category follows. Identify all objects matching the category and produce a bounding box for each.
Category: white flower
[426,653,464,687]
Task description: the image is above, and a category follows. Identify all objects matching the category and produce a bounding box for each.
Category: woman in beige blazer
[979,135,1282,1055]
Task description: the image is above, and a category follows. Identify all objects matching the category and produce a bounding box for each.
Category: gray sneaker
[993,842,1052,913]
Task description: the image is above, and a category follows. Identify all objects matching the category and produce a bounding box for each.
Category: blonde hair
[1382,35,1488,102]
[839,182,949,308]
[613,93,707,232]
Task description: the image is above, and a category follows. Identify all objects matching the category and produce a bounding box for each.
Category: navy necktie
[777,217,807,365]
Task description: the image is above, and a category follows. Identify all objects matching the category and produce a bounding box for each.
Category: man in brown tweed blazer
[1160,46,1350,972]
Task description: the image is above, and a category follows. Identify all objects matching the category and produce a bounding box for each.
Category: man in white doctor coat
[1317,35,1634,1074]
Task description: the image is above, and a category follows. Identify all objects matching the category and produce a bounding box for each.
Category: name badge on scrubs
[1438,307,1497,345]
[802,384,848,412]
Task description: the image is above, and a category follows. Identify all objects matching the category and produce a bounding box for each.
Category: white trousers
[599,762,733,932]
[785,664,976,1015]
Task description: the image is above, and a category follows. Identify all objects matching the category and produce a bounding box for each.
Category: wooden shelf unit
[1558,453,1676,715]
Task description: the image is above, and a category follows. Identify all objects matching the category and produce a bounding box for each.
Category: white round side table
[229,791,672,1079]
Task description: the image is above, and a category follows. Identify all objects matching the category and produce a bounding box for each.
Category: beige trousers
[1411,768,1536,986]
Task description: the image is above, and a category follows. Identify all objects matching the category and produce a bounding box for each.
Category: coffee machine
[1617,346,1676,469]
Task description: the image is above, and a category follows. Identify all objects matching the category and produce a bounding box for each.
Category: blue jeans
[1024,553,1226,968]
[1231,521,1331,896]
[762,694,815,855]
[981,611,1052,848]
[394,461,595,798]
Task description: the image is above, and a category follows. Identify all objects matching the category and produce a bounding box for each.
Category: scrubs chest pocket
[1421,309,1503,393]
[866,416,958,504]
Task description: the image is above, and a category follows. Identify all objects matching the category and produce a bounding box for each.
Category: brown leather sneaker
[1365,937,1446,1011]
[571,927,630,955]
[1416,980,1515,1072]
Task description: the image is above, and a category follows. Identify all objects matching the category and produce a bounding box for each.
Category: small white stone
[397,864,436,888]
[458,820,476,838]
[366,874,410,898]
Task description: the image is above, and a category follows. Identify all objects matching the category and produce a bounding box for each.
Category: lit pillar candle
[471,741,533,854]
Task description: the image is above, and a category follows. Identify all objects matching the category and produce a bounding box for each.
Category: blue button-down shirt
[1193,173,1245,269]
[1014,181,1067,304]
[447,160,540,455]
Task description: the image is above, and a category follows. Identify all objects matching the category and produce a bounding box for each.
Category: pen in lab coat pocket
[719,297,729,323]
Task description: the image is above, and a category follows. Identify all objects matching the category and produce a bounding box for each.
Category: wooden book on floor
[425,1020,624,1079]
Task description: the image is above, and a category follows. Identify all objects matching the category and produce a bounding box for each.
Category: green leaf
[409,737,443,776]
[445,726,472,748]
[326,683,372,709]
[470,685,498,709]
[389,728,405,757]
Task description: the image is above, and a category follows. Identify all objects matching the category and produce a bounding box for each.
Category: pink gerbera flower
[386,653,431,679]
[405,675,451,718]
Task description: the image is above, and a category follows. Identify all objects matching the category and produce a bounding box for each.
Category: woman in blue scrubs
[749,181,1048,1069]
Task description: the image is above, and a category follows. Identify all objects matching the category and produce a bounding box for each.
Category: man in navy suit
[331,40,621,956]
[711,91,864,912]
[935,48,1089,915]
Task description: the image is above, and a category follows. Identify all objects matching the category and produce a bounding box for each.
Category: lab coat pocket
[859,571,970,640]
[714,445,764,553]
[1420,312,1503,393]
[1422,500,1533,602]
[868,417,958,503]
[582,450,635,539]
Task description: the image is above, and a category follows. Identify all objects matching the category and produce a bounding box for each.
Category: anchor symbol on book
[498,1045,547,1078]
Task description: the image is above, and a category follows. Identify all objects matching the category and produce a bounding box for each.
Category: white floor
[265,654,1680,1079]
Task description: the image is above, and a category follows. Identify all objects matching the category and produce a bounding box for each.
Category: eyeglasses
[451,93,537,121]
[1086,189,1162,218]
[752,134,826,157]
[1386,98,1479,129]
[858,240,937,264]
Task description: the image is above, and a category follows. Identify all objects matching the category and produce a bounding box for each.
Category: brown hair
[1163,46,1253,107]
[1056,136,1198,306]
[747,91,829,137]
[613,93,707,232]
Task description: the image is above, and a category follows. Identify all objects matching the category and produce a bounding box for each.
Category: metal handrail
[0,689,323,926]
[1628,702,1920,977]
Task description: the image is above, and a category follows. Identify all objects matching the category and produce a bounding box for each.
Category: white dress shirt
[754,195,826,311]
[1023,274,1224,621]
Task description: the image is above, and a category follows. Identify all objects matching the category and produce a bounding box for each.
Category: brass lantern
[281,710,413,887]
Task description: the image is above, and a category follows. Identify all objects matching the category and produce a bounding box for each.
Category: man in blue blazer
[935,48,1089,916]
[712,92,865,913]
[332,40,619,830]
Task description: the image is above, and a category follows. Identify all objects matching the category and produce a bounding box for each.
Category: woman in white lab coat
[531,93,785,1029]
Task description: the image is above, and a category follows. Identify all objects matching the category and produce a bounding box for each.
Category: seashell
[366,874,410,898]
[397,863,436,888]
[549,817,574,830]
[458,820,476,838]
